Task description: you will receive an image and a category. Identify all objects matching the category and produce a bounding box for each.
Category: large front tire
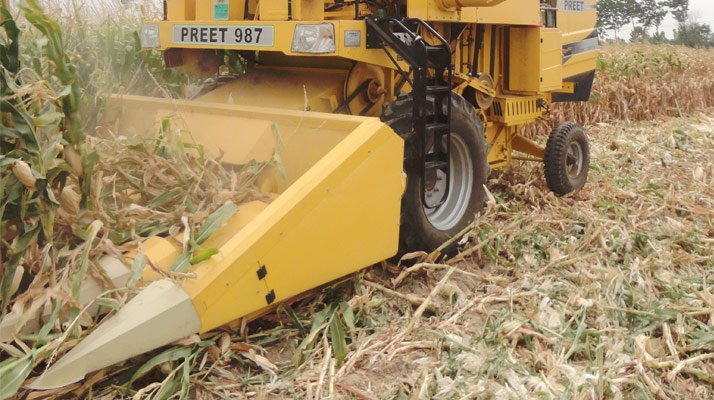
[381,94,490,253]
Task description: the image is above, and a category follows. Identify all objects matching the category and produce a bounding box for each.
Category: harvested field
[11,112,709,400]
[1,3,714,399]
[525,44,714,137]
[152,112,710,400]
[561,44,714,124]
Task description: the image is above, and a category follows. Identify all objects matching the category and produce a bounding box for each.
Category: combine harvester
[29,0,597,389]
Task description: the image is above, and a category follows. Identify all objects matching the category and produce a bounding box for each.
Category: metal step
[425,85,451,95]
[425,160,449,170]
[425,45,450,65]
[426,45,445,56]
[425,122,450,134]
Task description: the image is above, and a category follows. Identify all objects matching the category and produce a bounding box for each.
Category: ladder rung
[425,123,449,134]
[426,86,451,94]
[425,160,449,170]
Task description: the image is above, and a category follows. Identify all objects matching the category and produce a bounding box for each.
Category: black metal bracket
[265,290,276,305]
[366,18,453,208]
[257,265,267,280]
[333,79,372,114]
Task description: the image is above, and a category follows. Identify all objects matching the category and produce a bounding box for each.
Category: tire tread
[544,122,589,196]
[382,93,490,253]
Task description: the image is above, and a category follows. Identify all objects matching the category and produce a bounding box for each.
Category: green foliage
[674,22,714,48]
[23,0,83,145]
[0,5,98,397]
[663,0,689,24]
[629,26,649,43]
[597,0,640,38]
[0,352,34,400]
[169,201,239,272]
[292,301,356,367]
[0,8,19,74]
[597,0,693,41]
[0,3,80,312]
[637,0,668,33]
[15,3,192,132]
[0,3,264,398]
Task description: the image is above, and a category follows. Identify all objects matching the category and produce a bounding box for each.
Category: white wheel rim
[423,134,474,231]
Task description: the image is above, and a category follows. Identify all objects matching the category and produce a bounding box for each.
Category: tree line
[597,0,714,47]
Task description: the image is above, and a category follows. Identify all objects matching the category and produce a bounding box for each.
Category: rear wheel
[381,93,490,253]
[544,122,590,196]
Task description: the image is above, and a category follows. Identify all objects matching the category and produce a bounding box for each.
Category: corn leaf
[179,354,193,400]
[129,346,192,385]
[35,301,62,343]
[283,304,307,336]
[0,353,34,400]
[152,375,181,400]
[338,301,355,333]
[32,111,64,128]
[0,343,25,359]
[69,220,102,330]
[169,252,191,273]
[195,202,238,245]
[148,187,183,209]
[127,250,146,288]
[70,220,102,300]
[190,247,219,265]
[329,316,347,366]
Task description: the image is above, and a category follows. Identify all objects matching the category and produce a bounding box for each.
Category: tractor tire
[544,122,590,196]
[381,93,490,253]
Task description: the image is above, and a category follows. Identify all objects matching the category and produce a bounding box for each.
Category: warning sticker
[214,0,229,20]
[344,30,361,47]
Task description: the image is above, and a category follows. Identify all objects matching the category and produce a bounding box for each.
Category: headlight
[140,24,161,49]
[291,24,336,54]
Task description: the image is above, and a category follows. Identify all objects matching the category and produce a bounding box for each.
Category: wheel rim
[566,141,584,179]
[423,134,474,231]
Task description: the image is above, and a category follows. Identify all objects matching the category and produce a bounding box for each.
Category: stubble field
[1,2,713,399]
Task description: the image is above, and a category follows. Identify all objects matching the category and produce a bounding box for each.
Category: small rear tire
[544,122,590,196]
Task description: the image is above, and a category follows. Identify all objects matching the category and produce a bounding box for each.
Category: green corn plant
[1,4,74,312]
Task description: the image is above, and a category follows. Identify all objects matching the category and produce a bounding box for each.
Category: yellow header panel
[179,118,405,332]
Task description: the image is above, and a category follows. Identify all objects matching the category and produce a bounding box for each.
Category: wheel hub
[566,141,584,178]
[344,63,386,117]
[364,79,383,103]
[423,134,474,231]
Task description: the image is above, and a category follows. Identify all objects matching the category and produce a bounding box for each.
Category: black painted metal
[333,79,373,114]
[472,24,484,77]
[257,265,267,280]
[366,18,453,208]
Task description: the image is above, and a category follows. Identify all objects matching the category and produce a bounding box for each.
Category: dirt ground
[171,112,714,400]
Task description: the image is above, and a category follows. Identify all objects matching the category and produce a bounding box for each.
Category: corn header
[25,0,598,389]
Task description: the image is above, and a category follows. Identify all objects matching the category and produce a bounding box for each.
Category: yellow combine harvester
[29,0,597,389]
